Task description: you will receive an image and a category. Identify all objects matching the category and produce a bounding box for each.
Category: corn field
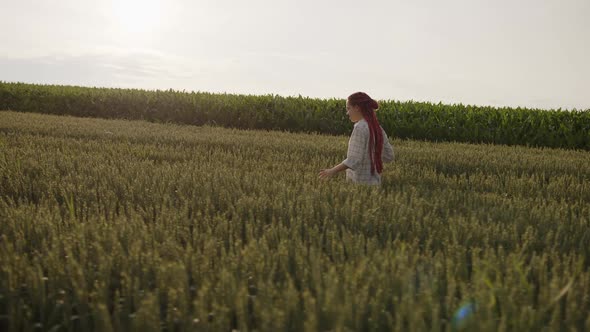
[1,82,589,151]
[0,110,589,331]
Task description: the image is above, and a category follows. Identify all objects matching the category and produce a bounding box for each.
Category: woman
[318,92,394,186]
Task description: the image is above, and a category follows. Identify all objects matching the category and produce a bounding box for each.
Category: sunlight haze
[1,0,588,110]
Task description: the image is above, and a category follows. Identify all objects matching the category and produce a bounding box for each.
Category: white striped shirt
[342,118,395,186]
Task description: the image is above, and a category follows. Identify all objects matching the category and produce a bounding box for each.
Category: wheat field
[1,110,589,331]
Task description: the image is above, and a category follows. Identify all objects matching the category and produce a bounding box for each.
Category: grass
[0,110,589,331]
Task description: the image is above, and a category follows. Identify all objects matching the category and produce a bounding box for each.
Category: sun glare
[111,0,163,35]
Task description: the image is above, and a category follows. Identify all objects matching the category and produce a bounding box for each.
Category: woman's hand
[318,168,336,180]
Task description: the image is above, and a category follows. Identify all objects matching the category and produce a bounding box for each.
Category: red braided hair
[348,92,383,175]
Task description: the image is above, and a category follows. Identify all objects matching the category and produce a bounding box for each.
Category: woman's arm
[342,126,367,170]
[319,126,366,179]
[319,161,349,179]
[331,162,350,174]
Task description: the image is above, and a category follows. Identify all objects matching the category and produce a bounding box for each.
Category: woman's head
[346,92,379,123]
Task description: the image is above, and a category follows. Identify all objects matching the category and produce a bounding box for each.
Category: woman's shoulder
[354,119,369,130]
[352,123,370,138]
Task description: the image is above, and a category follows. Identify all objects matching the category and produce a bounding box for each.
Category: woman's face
[346,100,363,123]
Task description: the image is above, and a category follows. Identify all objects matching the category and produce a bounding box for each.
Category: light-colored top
[342,118,395,186]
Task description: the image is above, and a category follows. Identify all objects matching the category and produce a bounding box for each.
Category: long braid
[362,109,383,175]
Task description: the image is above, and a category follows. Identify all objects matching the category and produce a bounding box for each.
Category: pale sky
[1,0,589,110]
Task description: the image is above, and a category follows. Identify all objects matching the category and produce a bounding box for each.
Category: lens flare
[451,301,476,330]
